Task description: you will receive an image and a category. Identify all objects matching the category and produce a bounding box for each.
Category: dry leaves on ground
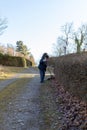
[52,80,87,130]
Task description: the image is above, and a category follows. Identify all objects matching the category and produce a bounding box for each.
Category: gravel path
[0,67,42,130]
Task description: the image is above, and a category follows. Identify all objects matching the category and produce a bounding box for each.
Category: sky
[0,0,87,63]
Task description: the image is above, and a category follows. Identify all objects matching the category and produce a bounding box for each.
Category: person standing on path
[38,53,49,83]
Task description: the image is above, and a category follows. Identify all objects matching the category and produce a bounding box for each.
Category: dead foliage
[49,52,87,102]
[52,80,87,130]
[39,78,87,130]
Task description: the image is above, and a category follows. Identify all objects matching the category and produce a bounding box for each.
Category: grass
[0,66,25,81]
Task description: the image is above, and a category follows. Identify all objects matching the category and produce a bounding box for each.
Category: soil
[0,67,42,130]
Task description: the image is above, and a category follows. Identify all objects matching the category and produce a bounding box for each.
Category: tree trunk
[77,44,81,53]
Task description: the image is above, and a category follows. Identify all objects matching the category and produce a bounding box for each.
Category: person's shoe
[40,81,44,83]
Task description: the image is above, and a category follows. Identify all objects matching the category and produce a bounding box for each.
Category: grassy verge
[39,79,62,130]
[0,66,26,81]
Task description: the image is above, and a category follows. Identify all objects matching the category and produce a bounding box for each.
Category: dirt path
[0,67,42,130]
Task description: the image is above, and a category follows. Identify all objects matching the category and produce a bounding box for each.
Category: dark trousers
[39,70,45,82]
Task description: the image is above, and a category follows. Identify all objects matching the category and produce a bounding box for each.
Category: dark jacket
[38,58,47,71]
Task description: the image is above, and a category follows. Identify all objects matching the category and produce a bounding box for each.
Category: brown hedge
[49,53,87,102]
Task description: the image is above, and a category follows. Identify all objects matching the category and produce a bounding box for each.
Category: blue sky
[0,0,87,63]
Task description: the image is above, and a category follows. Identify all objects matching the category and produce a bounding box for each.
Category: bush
[0,55,32,67]
[49,52,87,102]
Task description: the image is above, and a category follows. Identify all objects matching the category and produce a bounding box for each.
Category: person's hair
[42,53,49,59]
[45,55,49,59]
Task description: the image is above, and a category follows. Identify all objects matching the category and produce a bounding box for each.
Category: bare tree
[53,22,87,56]
[7,43,15,56]
[60,22,73,54]
[52,23,73,56]
[52,45,63,56]
[74,24,87,53]
[0,17,8,35]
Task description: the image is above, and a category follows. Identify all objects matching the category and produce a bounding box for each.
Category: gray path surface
[0,67,38,91]
[0,67,42,130]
